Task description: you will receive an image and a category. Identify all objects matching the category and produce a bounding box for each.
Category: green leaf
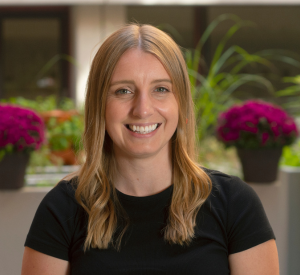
[282,75,300,84]
[281,143,300,167]
[208,20,254,81]
[0,150,5,162]
[5,144,13,153]
[222,74,275,98]
[276,86,300,96]
[197,14,241,51]
[256,49,300,68]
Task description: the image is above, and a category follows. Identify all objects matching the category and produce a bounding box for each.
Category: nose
[132,91,154,119]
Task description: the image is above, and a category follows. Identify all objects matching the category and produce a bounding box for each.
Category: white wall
[0,187,51,275]
[249,173,289,275]
[70,5,126,106]
[249,167,300,275]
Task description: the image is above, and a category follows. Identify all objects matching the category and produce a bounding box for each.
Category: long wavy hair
[75,24,212,250]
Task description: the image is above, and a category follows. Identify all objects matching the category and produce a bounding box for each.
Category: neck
[112,145,173,197]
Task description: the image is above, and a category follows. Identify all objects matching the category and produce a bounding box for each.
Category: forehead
[110,48,171,82]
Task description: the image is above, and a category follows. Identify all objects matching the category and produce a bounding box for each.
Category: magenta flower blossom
[0,105,45,152]
[217,100,298,149]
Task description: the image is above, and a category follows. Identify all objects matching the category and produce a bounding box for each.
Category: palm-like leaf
[186,14,280,143]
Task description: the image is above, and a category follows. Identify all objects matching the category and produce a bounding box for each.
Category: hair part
[74,24,212,250]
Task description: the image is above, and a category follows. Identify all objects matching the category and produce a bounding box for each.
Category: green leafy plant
[1,95,77,112]
[185,14,300,144]
[276,75,300,116]
[185,15,273,143]
[27,145,57,169]
[281,140,300,167]
[47,115,84,152]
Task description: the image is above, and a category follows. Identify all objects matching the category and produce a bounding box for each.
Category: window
[0,7,70,100]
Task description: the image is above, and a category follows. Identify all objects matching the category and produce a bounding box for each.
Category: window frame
[0,6,70,99]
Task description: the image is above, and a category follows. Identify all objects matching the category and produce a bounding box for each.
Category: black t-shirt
[25,169,275,275]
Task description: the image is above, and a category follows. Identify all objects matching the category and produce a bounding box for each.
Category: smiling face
[105,48,179,160]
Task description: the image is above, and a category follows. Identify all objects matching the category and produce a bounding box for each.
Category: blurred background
[0,0,300,274]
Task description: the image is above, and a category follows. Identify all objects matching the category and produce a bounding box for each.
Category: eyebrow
[110,79,172,86]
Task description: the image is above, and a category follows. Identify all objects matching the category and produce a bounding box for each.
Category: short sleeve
[24,181,79,261]
[226,176,275,254]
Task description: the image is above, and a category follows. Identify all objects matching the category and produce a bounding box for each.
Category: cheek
[105,100,120,124]
[105,101,128,135]
[157,99,179,125]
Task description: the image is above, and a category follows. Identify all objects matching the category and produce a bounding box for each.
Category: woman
[22,24,279,275]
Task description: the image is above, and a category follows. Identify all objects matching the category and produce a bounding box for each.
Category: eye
[116,89,132,95]
[155,87,169,93]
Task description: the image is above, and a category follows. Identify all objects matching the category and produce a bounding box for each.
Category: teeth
[128,124,158,134]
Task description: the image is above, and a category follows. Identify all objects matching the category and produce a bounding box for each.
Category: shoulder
[201,167,267,227]
[25,177,83,261]
[37,177,81,222]
[43,177,78,204]
[202,167,253,199]
[201,167,275,254]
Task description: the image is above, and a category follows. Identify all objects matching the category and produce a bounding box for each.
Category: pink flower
[0,104,45,152]
[262,132,269,145]
[217,100,299,148]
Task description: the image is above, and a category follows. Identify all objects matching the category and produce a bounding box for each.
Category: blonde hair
[75,24,212,250]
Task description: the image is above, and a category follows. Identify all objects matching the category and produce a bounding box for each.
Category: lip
[125,123,160,126]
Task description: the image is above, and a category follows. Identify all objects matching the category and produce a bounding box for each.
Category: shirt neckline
[115,184,174,205]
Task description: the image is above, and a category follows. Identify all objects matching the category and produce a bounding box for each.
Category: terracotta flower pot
[50,148,77,165]
[237,147,283,183]
[39,110,79,123]
[0,152,30,189]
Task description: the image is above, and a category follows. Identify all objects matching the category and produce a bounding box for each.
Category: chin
[128,149,159,159]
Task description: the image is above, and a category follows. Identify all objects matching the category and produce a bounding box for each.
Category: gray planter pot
[237,147,282,183]
[0,152,30,189]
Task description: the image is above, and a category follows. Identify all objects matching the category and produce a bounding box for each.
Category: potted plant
[0,104,45,189]
[1,96,84,166]
[217,100,298,183]
[45,114,84,165]
[185,14,278,144]
[183,14,300,148]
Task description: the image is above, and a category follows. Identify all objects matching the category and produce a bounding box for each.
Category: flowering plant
[217,100,298,149]
[0,105,45,160]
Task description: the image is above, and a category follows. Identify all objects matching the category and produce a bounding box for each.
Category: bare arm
[229,239,279,275]
[21,247,70,275]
